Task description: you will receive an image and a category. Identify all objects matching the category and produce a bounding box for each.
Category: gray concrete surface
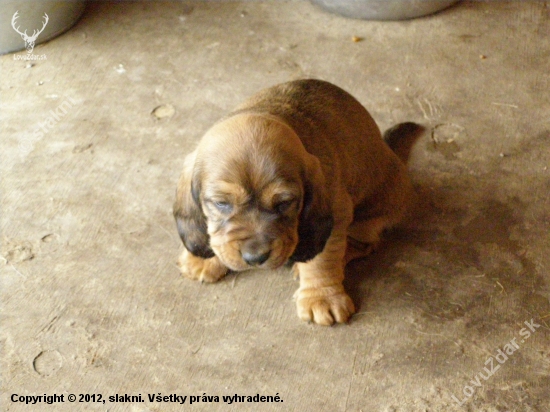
[1,1,549,411]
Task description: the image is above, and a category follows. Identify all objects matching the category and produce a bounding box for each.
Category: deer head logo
[11,11,49,54]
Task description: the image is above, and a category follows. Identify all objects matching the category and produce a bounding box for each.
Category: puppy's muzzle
[240,236,272,267]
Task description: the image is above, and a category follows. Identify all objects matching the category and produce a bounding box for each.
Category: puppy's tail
[383,122,425,164]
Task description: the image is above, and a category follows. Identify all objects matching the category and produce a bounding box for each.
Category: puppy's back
[228,79,398,199]
[231,79,381,150]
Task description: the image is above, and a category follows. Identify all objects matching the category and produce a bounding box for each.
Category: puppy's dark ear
[173,151,214,259]
[289,154,333,263]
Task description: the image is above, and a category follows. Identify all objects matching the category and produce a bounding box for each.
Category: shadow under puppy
[174,79,423,326]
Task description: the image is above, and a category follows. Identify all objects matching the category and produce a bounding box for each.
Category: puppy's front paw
[177,249,228,283]
[295,286,355,326]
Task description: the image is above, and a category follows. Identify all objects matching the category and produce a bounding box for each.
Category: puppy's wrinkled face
[195,116,306,271]
[202,177,302,271]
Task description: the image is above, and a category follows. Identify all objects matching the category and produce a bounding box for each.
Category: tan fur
[174,79,422,325]
[177,248,228,283]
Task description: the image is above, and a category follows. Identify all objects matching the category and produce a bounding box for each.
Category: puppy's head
[174,114,333,271]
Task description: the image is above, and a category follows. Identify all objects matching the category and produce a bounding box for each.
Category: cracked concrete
[1,1,549,411]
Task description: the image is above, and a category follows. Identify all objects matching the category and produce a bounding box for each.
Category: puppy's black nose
[242,251,271,266]
[241,238,271,266]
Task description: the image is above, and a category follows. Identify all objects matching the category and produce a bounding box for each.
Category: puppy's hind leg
[347,149,418,264]
[177,248,228,283]
[345,216,391,264]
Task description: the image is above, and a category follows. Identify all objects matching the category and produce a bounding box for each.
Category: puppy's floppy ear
[289,154,333,263]
[173,151,215,259]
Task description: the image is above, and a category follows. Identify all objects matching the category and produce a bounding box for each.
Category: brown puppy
[174,79,423,326]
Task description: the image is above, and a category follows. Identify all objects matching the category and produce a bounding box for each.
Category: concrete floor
[1,1,549,411]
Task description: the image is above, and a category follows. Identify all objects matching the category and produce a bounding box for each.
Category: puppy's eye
[275,199,295,214]
[213,200,232,213]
